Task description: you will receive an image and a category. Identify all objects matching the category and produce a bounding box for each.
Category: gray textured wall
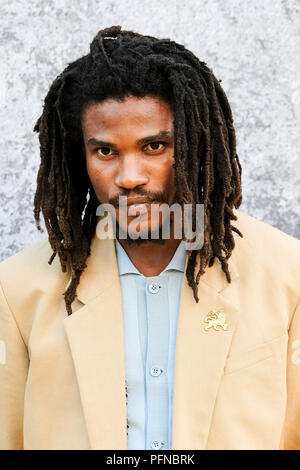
[0,0,299,261]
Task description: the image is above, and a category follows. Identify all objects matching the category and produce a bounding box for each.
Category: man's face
[81,95,176,242]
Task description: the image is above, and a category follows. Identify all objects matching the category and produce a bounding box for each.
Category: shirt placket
[145,277,170,451]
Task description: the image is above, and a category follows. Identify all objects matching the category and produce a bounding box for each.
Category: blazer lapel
[63,235,127,450]
[172,252,240,450]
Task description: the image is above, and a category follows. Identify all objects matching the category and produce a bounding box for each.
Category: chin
[123,237,166,246]
[116,221,167,245]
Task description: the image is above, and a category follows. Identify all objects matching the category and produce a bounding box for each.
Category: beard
[115,218,168,245]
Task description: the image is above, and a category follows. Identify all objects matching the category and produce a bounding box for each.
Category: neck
[117,236,182,277]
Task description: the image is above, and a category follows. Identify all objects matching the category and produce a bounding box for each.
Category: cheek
[153,154,174,179]
[86,158,114,200]
[160,160,175,193]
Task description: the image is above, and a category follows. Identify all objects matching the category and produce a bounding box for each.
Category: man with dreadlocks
[0,25,300,451]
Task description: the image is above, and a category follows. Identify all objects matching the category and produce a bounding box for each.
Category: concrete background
[0,0,299,261]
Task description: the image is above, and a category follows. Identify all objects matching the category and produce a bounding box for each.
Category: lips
[127,203,150,217]
[119,196,151,207]
[116,197,160,218]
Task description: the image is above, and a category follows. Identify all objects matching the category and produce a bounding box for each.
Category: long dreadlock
[34,25,243,315]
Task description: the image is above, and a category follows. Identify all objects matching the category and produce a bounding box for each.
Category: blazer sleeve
[284,297,300,450]
[0,280,29,450]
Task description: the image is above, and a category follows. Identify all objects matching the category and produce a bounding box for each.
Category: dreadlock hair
[33,25,243,316]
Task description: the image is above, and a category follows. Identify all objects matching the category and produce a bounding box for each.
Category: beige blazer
[0,210,299,450]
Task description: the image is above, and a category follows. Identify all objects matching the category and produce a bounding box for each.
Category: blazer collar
[63,219,240,449]
[74,222,239,305]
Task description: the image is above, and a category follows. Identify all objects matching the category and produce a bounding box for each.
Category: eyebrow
[87,130,172,148]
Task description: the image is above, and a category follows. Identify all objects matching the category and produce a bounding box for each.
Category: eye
[96,147,113,157]
[145,142,165,152]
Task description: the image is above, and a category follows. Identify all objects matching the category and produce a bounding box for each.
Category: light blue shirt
[115,240,187,450]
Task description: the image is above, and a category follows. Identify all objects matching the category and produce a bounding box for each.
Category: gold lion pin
[204,309,228,331]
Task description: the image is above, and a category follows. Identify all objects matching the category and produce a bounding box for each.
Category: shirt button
[151,440,164,450]
[150,367,163,377]
[148,283,161,294]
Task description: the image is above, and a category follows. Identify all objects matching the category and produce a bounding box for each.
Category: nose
[115,154,149,190]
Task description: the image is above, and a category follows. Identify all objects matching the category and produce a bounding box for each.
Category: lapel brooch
[204,309,228,331]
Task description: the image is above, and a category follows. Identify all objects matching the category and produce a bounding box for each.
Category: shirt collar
[115,240,187,276]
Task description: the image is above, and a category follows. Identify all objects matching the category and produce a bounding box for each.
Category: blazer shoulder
[0,236,65,282]
[0,236,50,266]
[0,237,70,328]
[233,209,300,296]
[234,209,300,254]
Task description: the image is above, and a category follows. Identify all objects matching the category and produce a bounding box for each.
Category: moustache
[109,191,169,208]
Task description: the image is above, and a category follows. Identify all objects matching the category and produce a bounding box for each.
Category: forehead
[81,95,174,137]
